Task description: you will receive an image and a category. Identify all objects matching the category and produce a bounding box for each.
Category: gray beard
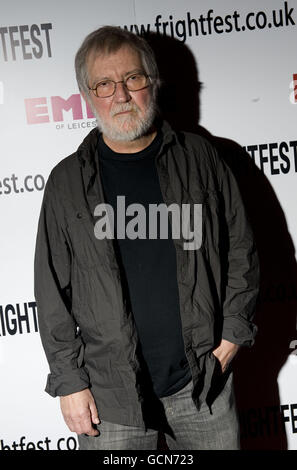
[90,99,157,142]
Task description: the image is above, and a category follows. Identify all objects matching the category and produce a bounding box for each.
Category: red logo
[24,94,94,124]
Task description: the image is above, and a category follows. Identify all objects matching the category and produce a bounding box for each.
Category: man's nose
[113,81,131,102]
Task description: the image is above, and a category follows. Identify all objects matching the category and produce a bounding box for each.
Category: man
[34,26,259,450]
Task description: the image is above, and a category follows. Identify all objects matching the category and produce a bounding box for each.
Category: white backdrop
[0,0,296,450]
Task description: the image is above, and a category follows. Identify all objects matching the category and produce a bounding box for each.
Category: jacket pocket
[205,351,231,408]
[66,209,107,270]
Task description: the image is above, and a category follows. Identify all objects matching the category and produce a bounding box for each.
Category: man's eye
[126,74,147,87]
[98,81,111,88]
[129,74,142,80]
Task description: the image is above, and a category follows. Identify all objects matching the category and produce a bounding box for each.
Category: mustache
[110,102,139,117]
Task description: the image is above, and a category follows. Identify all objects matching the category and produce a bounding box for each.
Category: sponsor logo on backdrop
[0,435,77,450]
[289,73,297,103]
[0,173,45,196]
[239,403,297,439]
[243,140,297,175]
[122,1,295,42]
[0,23,53,61]
[0,302,38,336]
[24,94,97,130]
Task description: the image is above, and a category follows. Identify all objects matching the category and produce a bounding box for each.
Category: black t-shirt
[97,132,192,397]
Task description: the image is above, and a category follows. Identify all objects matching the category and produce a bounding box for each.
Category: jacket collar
[76,127,100,168]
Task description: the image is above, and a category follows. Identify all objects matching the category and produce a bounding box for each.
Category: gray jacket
[34,121,259,428]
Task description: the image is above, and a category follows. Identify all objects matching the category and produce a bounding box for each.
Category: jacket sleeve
[34,172,90,397]
[216,157,260,347]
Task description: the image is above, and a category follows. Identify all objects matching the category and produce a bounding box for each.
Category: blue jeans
[78,372,240,450]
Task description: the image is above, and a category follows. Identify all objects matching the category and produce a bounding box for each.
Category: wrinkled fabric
[34,120,260,427]
[77,372,239,450]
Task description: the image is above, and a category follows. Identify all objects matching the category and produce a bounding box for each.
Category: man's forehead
[87,45,142,72]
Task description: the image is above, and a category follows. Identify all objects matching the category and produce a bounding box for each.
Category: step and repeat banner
[0,0,296,450]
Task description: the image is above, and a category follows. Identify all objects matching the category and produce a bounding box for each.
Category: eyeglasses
[88,72,152,98]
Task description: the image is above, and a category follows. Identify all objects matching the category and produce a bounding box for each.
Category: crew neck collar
[97,130,163,162]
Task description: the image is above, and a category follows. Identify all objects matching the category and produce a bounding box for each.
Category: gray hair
[75,25,160,99]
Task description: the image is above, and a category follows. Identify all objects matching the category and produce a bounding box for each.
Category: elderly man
[34,26,259,450]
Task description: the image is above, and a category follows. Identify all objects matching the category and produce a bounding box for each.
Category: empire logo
[289,73,297,103]
[24,94,96,129]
